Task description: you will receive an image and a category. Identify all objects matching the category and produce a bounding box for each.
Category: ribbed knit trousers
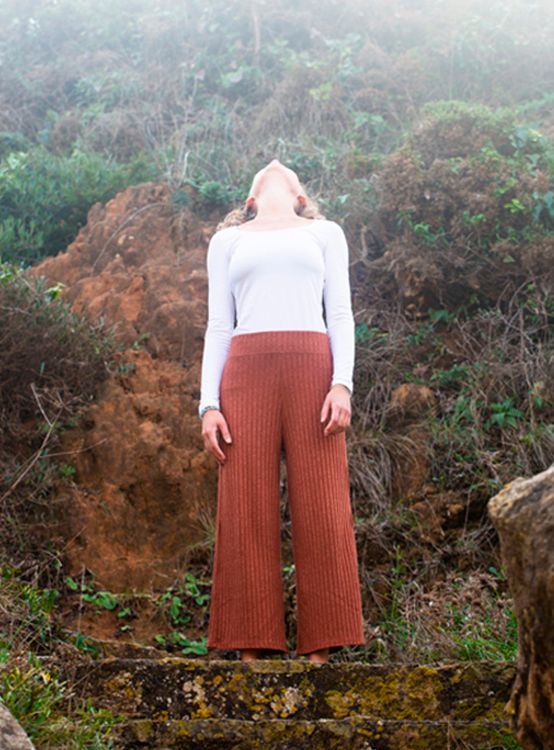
[206,330,366,656]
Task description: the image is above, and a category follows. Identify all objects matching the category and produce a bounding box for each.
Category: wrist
[199,404,220,419]
[331,383,352,396]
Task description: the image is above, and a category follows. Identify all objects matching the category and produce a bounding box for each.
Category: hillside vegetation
[0,1,553,747]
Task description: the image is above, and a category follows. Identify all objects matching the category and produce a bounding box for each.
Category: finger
[323,403,340,435]
[322,404,334,435]
[337,407,348,429]
[219,421,232,444]
[213,447,226,463]
[332,405,349,433]
[210,434,226,462]
[320,396,330,424]
[341,409,350,430]
[327,424,344,436]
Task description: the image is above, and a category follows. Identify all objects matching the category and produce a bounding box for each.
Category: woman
[199,158,365,664]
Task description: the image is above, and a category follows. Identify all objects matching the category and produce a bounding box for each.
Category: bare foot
[307,647,329,664]
[240,648,263,661]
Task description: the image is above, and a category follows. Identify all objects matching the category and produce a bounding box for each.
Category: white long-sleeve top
[198,219,355,416]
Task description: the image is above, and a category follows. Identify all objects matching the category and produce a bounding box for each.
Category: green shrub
[0,145,157,265]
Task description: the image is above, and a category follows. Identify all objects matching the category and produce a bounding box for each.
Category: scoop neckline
[234,222,317,234]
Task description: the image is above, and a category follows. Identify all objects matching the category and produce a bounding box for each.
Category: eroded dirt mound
[30,182,208,361]
[28,182,218,592]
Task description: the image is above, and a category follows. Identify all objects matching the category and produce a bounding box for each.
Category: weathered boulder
[0,701,35,750]
[487,463,554,750]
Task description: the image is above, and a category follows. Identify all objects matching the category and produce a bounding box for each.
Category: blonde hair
[215,182,326,232]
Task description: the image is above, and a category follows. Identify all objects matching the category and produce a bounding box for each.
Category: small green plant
[503,197,527,215]
[197,179,232,207]
[131,331,151,350]
[152,573,212,653]
[449,604,518,661]
[412,221,445,245]
[58,463,77,479]
[355,321,389,344]
[183,572,210,606]
[158,592,191,627]
[154,632,207,655]
[430,363,470,388]
[461,209,487,226]
[65,576,119,611]
[427,307,456,325]
[406,321,436,345]
[69,632,101,656]
[491,177,518,197]
[485,397,525,430]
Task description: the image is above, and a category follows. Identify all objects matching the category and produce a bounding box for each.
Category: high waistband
[228,330,330,356]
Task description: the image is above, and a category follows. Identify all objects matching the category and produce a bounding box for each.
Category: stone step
[69,656,515,726]
[111,715,514,749]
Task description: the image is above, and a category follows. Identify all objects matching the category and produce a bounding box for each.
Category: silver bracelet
[199,404,220,419]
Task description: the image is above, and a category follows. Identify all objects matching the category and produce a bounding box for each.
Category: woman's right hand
[201,409,232,465]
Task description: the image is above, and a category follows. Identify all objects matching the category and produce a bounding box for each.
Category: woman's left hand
[320,384,352,436]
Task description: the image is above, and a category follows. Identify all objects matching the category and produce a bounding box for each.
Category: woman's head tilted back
[216,158,325,230]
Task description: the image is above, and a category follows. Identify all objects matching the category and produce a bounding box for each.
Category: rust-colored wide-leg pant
[206,330,365,655]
